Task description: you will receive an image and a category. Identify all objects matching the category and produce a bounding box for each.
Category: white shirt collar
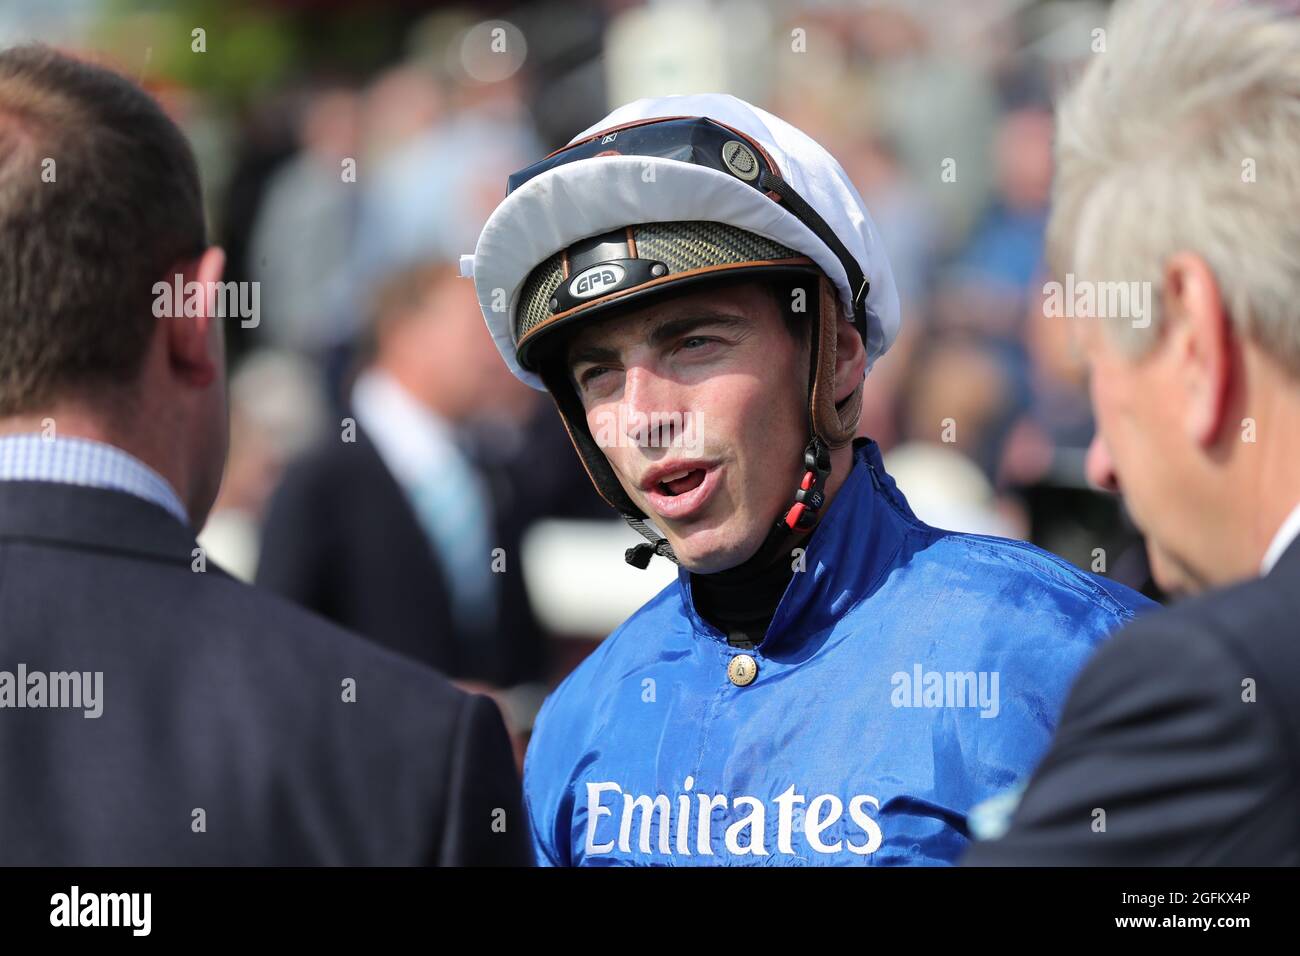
[1261,500,1300,575]
[350,367,461,490]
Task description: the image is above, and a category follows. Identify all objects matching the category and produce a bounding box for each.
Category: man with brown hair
[256,259,600,694]
[0,45,528,865]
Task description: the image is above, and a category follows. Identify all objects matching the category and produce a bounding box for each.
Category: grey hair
[1048,0,1300,374]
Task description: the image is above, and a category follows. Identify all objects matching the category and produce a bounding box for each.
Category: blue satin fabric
[524,439,1153,865]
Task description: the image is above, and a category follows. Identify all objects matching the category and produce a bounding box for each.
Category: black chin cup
[625,535,673,570]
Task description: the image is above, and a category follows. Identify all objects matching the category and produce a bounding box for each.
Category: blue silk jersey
[523,439,1154,866]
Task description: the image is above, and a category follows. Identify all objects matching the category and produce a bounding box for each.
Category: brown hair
[366,260,461,342]
[340,260,461,390]
[0,44,207,415]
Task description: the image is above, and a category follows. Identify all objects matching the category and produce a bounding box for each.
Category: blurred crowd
[3,0,1159,748]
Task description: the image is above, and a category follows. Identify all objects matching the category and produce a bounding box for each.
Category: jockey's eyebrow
[567,312,747,370]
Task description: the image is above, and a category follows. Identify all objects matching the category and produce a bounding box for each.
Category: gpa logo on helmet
[569,263,626,299]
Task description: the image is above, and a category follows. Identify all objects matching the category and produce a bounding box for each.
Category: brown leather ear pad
[810,275,864,449]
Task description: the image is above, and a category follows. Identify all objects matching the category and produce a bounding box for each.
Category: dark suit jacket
[256,427,476,678]
[255,409,606,686]
[0,480,530,865]
[963,537,1300,865]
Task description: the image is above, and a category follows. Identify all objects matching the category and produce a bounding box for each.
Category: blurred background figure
[257,262,523,678]
[198,350,327,581]
[254,260,606,753]
[248,84,362,358]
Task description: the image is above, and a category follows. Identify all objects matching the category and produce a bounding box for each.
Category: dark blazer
[255,410,607,686]
[0,480,530,866]
[256,426,473,678]
[963,537,1300,866]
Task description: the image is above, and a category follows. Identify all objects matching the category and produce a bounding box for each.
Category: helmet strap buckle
[783,437,831,531]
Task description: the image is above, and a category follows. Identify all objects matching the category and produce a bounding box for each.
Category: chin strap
[622,435,832,570]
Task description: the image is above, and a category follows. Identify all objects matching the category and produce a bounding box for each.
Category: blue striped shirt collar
[0,433,189,526]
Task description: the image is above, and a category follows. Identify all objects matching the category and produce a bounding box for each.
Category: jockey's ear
[833,314,867,406]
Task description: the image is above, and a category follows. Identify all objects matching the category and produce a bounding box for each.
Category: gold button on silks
[728,654,758,687]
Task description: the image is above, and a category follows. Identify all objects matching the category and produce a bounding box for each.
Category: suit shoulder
[965,587,1297,864]
[1177,567,1300,670]
[272,428,388,499]
[1047,584,1300,795]
[197,568,468,714]
[1081,574,1300,725]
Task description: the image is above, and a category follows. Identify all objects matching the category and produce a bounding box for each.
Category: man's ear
[165,246,226,388]
[833,312,868,404]
[1164,251,1232,447]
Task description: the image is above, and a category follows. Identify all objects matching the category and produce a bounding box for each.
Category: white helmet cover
[464,93,901,391]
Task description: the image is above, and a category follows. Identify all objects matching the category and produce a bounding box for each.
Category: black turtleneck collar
[689,524,810,648]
